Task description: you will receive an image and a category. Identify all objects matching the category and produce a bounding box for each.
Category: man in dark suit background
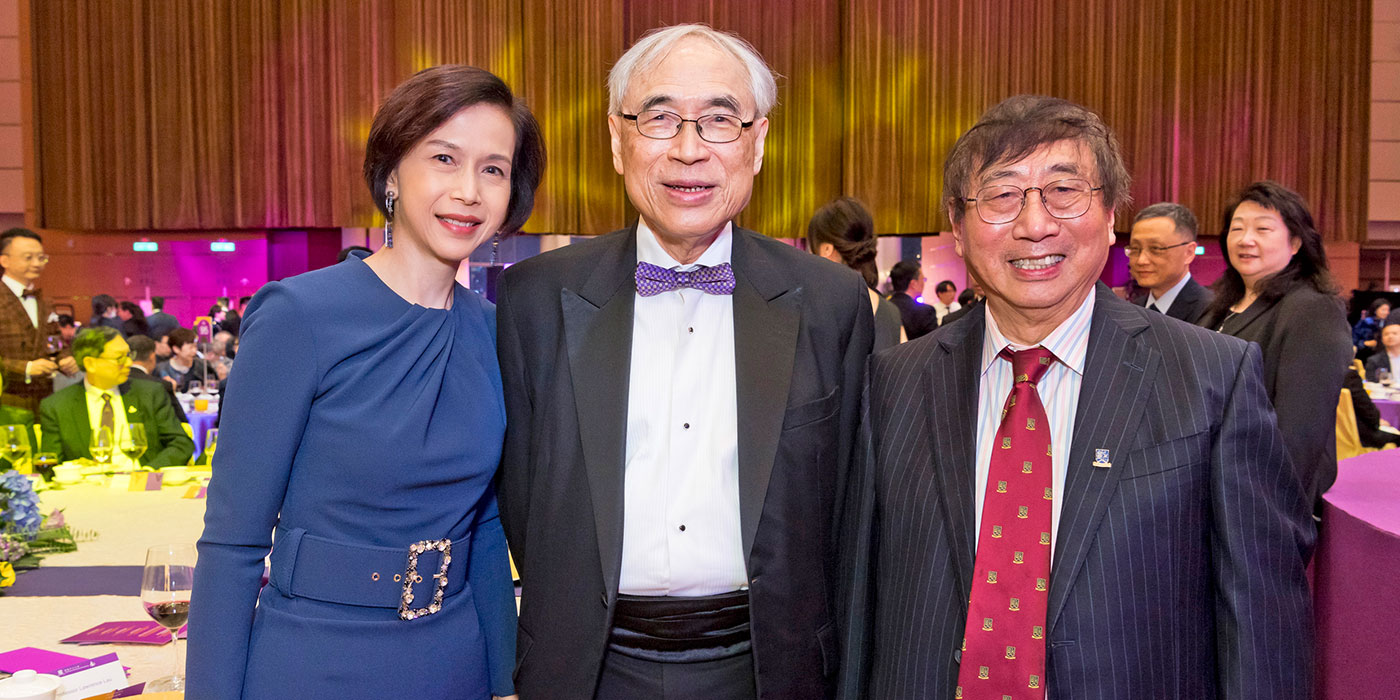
[145,297,180,342]
[841,96,1314,699]
[0,228,77,414]
[1364,319,1400,381]
[497,24,872,700]
[888,260,939,340]
[39,327,193,467]
[126,334,189,423]
[1127,202,1213,324]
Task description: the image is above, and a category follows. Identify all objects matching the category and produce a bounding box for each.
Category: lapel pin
[1092,448,1111,469]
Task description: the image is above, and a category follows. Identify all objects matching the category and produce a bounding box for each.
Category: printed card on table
[0,646,89,673]
[53,653,127,700]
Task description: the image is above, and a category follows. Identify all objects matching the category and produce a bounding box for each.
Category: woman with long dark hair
[1200,181,1351,505]
[188,65,543,699]
[807,196,906,350]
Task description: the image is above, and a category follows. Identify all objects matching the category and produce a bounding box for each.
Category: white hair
[607,24,778,119]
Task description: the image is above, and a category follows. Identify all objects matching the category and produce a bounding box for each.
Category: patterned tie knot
[635,261,736,297]
[1000,346,1057,386]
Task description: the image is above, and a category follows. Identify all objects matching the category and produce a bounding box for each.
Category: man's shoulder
[41,382,84,409]
[1106,292,1248,362]
[1366,353,1388,369]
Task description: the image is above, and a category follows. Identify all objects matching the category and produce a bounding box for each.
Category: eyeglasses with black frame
[963,178,1104,225]
[1126,240,1195,258]
[621,109,754,144]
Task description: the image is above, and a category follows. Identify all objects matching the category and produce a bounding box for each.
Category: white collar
[1148,271,1193,312]
[981,289,1096,377]
[636,219,733,270]
[83,379,118,398]
[1,275,30,298]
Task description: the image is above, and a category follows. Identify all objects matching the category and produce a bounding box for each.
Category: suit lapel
[731,229,802,562]
[1047,286,1159,632]
[562,230,637,597]
[929,306,985,604]
[65,387,92,458]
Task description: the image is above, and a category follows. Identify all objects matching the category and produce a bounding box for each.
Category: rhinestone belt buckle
[399,538,452,620]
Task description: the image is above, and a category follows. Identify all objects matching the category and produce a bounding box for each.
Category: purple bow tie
[635,261,736,297]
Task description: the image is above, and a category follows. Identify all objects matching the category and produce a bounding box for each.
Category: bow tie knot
[635,261,736,297]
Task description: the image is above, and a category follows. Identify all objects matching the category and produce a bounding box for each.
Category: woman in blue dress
[188,65,544,700]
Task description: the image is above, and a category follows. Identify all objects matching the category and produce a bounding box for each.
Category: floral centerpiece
[1,469,88,593]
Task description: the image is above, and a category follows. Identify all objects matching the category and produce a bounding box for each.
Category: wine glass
[203,428,218,464]
[89,426,114,466]
[203,379,220,396]
[120,424,148,469]
[0,425,31,473]
[44,334,63,359]
[33,451,59,479]
[141,543,196,692]
[1382,368,1395,389]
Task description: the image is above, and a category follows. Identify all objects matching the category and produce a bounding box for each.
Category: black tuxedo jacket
[496,225,873,699]
[1364,352,1392,382]
[888,292,938,339]
[841,285,1315,699]
[1137,276,1213,324]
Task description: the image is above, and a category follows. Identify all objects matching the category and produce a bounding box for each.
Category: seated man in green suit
[39,327,194,467]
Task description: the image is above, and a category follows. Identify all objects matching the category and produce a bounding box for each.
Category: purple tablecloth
[1315,451,1400,699]
[1372,398,1400,428]
[188,410,217,459]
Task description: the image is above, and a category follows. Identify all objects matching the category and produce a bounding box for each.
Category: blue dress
[188,254,514,699]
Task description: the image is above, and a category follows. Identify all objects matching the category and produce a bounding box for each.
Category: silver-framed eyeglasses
[1126,240,1195,258]
[621,109,754,144]
[964,178,1103,225]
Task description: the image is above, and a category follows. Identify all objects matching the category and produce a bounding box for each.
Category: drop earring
[491,233,500,265]
[384,192,396,248]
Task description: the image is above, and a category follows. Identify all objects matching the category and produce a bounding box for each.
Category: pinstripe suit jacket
[840,284,1315,699]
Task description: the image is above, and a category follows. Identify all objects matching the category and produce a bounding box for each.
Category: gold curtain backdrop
[27,0,1369,240]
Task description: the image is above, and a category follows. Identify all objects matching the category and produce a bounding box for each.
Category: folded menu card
[0,646,88,674]
[60,621,186,645]
[53,653,127,700]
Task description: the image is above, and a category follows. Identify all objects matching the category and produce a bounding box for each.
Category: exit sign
[133,241,158,252]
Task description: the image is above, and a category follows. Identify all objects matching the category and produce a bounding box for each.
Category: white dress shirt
[619,221,746,596]
[1146,272,1192,315]
[933,299,962,321]
[973,291,1095,562]
[3,274,38,328]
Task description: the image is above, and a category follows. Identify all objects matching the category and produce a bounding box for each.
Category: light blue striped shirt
[973,290,1096,562]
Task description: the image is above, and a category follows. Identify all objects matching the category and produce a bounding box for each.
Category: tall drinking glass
[120,424,148,469]
[141,543,196,691]
[0,425,31,473]
[89,426,114,466]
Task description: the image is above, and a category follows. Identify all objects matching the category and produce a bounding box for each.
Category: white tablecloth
[1,478,207,685]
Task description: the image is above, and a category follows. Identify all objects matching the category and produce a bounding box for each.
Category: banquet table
[1,475,208,687]
[1371,396,1400,428]
[186,411,218,461]
[1314,451,1400,699]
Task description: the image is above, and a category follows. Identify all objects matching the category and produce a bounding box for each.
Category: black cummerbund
[608,590,752,663]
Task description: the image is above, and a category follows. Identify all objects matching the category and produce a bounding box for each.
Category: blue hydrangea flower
[1,470,42,539]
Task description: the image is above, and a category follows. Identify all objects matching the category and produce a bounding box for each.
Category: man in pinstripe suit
[840,96,1315,699]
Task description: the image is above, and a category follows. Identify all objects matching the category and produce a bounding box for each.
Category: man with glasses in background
[0,228,75,414]
[1127,203,1213,324]
[496,23,872,700]
[39,326,192,467]
[842,95,1314,699]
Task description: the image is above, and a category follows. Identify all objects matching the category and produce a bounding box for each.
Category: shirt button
[678,524,686,532]
[688,327,694,333]
[683,423,690,429]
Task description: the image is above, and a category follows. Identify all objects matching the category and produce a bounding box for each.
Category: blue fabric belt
[267,526,470,609]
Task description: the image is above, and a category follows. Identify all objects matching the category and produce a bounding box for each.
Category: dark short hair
[337,245,373,263]
[118,301,145,319]
[1134,202,1199,241]
[72,326,122,365]
[957,288,976,306]
[167,327,197,350]
[91,294,117,315]
[238,296,252,307]
[1205,180,1337,322]
[364,65,546,236]
[1369,298,1392,316]
[890,260,923,293]
[807,197,878,289]
[943,95,1131,225]
[56,314,75,328]
[0,228,42,255]
[151,296,165,310]
[127,334,156,363]
[935,280,956,294]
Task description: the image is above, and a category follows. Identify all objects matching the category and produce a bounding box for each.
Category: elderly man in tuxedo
[841,95,1314,699]
[496,23,872,700]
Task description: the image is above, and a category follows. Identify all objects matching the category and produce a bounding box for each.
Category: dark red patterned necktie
[956,346,1057,700]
